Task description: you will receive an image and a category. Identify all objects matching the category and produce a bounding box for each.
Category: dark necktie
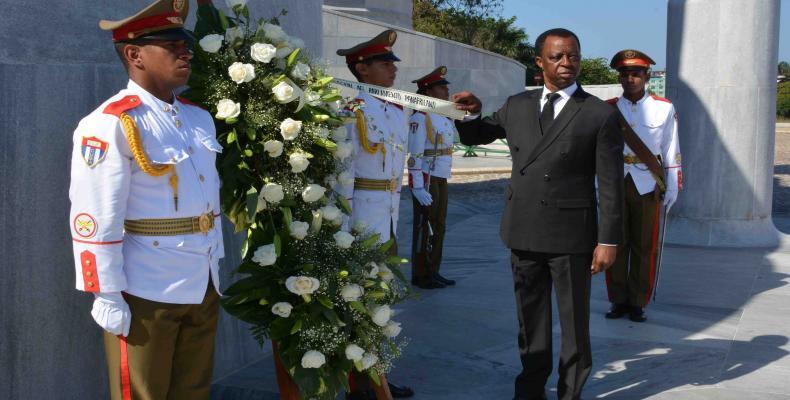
[540,92,561,135]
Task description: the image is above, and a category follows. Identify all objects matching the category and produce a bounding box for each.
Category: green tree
[778,61,790,77]
[412,0,538,84]
[778,81,790,119]
[577,57,619,85]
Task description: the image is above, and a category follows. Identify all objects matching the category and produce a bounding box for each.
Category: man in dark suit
[452,28,624,400]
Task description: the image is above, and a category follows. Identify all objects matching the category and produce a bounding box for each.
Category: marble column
[665,0,782,247]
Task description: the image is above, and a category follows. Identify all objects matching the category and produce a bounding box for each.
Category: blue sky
[502,0,789,70]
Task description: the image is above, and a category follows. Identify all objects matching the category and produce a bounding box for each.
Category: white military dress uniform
[69,80,224,304]
[340,92,409,242]
[407,111,455,187]
[615,93,682,198]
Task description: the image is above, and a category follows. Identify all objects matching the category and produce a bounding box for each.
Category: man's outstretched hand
[452,91,482,114]
[590,245,617,275]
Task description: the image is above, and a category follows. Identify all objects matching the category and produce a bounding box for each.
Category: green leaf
[259,298,269,306]
[367,369,381,386]
[240,237,250,259]
[337,197,352,215]
[389,264,408,284]
[322,309,341,325]
[290,318,303,334]
[246,128,256,140]
[386,256,407,265]
[286,48,302,68]
[246,187,258,221]
[302,263,315,272]
[227,129,237,144]
[348,301,367,315]
[280,207,293,228]
[378,239,394,254]
[367,291,386,300]
[317,295,334,309]
[243,149,253,157]
[274,233,282,256]
[218,9,230,30]
[361,233,381,249]
[225,117,238,125]
[314,137,337,151]
[379,281,390,291]
[315,76,334,86]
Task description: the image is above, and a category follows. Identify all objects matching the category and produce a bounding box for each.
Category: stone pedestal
[665,0,782,247]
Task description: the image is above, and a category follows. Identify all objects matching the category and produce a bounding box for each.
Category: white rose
[279,118,302,141]
[320,205,342,225]
[262,183,284,204]
[225,0,248,8]
[301,184,326,203]
[334,141,352,160]
[331,127,348,142]
[215,99,241,120]
[289,37,305,50]
[289,221,309,240]
[340,284,364,302]
[361,353,378,370]
[225,27,244,44]
[228,62,255,84]
[291,62,311,81]
[288,152,310,173]
[378,265,395,282]
[366,262,380,278]
[250,42,277,63]
[263,140,283,157]
[198,34,223,53]
[252,244,277,266]
[371,305,391,327]
[383,321,402,338]
[271,302,292,318]
[333,231,355,249]
[301,350,326,369]
[262,23,287,44]
[272,81,297,103]
[285,276,321,295]
[345,344,365,362]
[338,171,354,187]
[353,219,368,233]
[305,91,322,106]
[276,46,293,59]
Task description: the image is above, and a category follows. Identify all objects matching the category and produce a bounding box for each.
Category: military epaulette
[605,97,618,105]
[177,95,206,110]
[650,94,672,104]
[343,98,366,112]
[103,95,142,117]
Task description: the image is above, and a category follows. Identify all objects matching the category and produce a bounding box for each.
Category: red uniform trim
[613,58,652,69]
[416,72,444,88]
[103,95,143,117]
[73,238,123,245]
[643,200,663,305]
[650,94,672,103]
[176,95,206,110]
[119,335,132,400]
[605,97,618,105]
[345,43,391,64]
[80,251,100,292]
[112,12,182,42]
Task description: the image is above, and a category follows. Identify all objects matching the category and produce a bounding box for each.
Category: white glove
[411,187,433,206]
[91,292,131,337]
[663,190,677,209]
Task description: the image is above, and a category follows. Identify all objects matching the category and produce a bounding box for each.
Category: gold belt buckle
[198,213,212,234]
[389,178,398,192]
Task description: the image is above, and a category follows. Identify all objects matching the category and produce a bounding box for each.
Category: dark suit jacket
[457,86,624,254]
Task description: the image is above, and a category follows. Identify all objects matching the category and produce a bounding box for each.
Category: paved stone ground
[211,127,790,400]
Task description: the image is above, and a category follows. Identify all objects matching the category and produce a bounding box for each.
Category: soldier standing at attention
[336,29,415,400]
[604,49,682,323]
[408,66,457,289]
[68,0,224,398]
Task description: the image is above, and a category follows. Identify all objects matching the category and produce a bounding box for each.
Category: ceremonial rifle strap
[612,108,667,193]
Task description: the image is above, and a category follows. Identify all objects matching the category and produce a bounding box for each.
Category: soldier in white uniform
[408,66,457,289]
[336,30,415,400]
[68,1,224,398]
[604,49,682,322]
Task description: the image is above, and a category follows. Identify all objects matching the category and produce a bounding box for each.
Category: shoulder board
[605,97,618,105]
[103,95,142,117]
[650,94,672,104]
[176,95,206,110]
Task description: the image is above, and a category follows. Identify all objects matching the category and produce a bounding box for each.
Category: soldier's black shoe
[605,303,629,319]
[388,382,415,398]
[414,279,446,289]
[629,306,647,322]
[433,273,456,286]
[345,391,374,400]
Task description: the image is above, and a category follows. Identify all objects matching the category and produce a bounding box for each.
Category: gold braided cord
[425,113,442,146]
[119,112,179,209]
[355,109,385,156]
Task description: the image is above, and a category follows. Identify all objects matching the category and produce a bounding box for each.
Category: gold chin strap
[119,112,179,210]
[355,109,386,156]
[425,113,442,146]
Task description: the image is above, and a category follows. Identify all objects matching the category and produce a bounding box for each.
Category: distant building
[649,70,666,97]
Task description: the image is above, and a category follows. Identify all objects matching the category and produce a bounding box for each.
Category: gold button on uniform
[88,282,95,287]
[86,271,93,277]
[153,241,159,247]
[85,260,91,265]
[175,119,182,128]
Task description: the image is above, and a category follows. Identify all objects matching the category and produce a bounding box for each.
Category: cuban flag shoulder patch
[81,136,109,168]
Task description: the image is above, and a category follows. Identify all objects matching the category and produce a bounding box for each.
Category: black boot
[605,303,629,319]
[629,306,647,322]
[413,278,445,289]
[388,381,414,398]
[433,273,455,286]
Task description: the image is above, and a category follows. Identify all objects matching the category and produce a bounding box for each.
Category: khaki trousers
[103,282,220,400]
[606,175,662,307]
